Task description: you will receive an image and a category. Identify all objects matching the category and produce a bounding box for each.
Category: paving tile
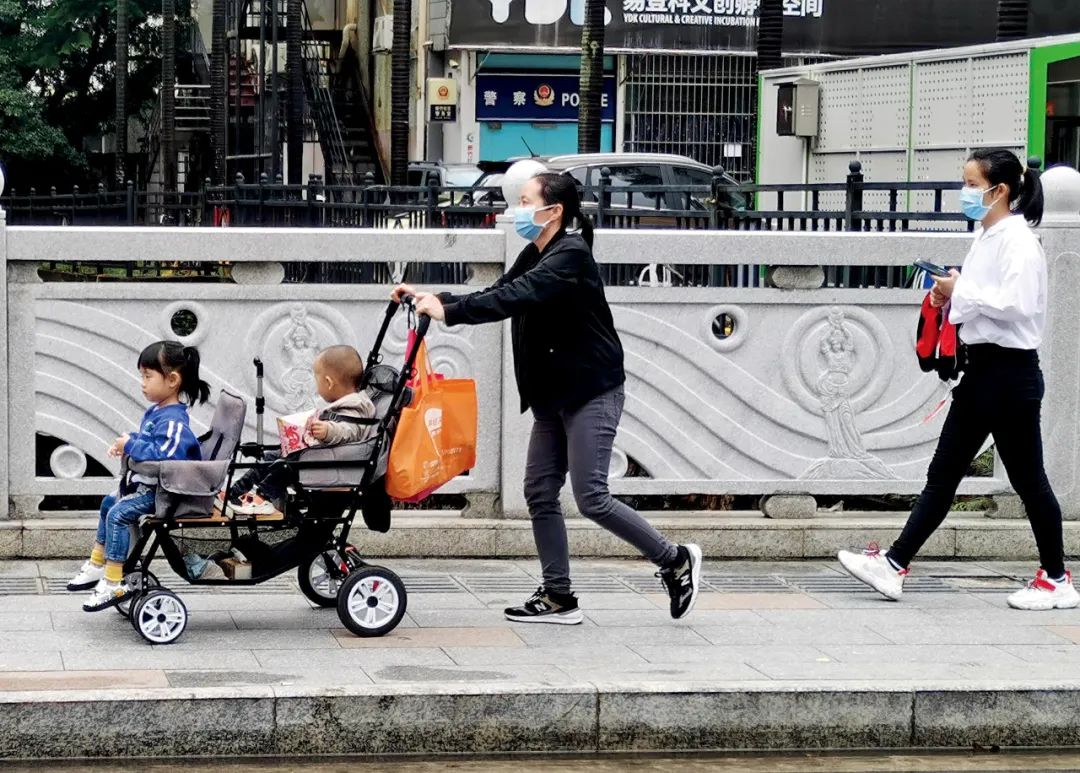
[872,624,1072,646]
[444,644,648,668]
[177,594,318,612]
[630,644,827,666]
[254,647,454,671]
[511,625,711,648]
[0,669,170,691]
[753,609,939,628]
[61,649,262,672]
[334,626,525,648]
[919,607,1080,626]
[51,610,237,632]
[1046,626,1080,644]
[996,644,1080,663]
[229,609,417,630]
[693,623,891,646]
[167,628,345,650]
[643,593,825,611]
[748,660,1000,682]
[816,644,1027,666]
[808,592,997,610]
[362,663,577,685]
[405,608,510,628]
[561,662,768,683]
[0,650,64,672]
[0,562,43,577]
[583,609,764,627]
[574,593,658,610]
[0,612,53,631]
[401,592,487,610]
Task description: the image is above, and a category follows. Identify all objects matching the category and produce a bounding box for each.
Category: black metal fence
[2,161,986,288]
[3,160,977,234]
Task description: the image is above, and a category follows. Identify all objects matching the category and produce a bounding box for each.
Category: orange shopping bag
[385,336,478,501]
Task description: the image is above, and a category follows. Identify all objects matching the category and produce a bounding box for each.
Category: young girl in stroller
[66,340,210,612]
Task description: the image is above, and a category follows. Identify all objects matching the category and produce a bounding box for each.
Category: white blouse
[948,214,1047,350]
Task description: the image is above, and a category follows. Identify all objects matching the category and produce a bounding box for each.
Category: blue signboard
[476,74,616,123]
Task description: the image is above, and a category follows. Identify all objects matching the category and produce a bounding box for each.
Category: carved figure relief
[800,308,896,480]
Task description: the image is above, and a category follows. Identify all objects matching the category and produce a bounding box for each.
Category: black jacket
[440,229,625,413]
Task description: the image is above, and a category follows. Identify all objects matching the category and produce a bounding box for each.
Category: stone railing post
[1037,165,1080,519]
[0,183,8,519]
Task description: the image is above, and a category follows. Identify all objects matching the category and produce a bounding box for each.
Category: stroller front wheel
[337,567,407,637]
[131,589,188,645]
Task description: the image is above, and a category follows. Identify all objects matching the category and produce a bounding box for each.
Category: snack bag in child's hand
[276,410,317,456]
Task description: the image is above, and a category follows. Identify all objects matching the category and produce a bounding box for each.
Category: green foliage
[0,0,175,186]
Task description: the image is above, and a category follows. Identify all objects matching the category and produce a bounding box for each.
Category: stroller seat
[286,361,405,491]
[127,388,247,522]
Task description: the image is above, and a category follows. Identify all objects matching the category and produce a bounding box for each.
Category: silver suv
[541,152,748,214]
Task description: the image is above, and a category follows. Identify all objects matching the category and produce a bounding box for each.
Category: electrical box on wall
[776,78,820,138]
[373,16,393,53]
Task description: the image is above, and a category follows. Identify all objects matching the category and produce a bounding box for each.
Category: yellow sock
[89,545,105,567]
[104,562,124,583]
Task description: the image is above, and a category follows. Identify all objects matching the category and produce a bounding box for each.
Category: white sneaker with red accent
[837,544,908,601]
[1007,569,1080,611]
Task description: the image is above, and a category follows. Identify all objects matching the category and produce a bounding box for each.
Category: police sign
[428,78,459,123]
[475,74,616,123]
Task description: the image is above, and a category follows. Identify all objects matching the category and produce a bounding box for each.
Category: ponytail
[968,147,1044,226]
[137,340,211,406]
[578,214,595,250]
[180,346,212,406]
[532,172,595,249]
[1016,166,1044,227]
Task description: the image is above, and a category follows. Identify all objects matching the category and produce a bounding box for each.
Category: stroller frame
[117,298,430,644]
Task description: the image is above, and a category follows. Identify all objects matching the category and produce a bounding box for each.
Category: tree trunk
[749,0,783,180]
[210,0,227,185]
[287,0,304,184]
[390,0,412,185]
[996,0,1029,41]
[756,0,783,72]
[115,0,128,187]
[577,0,605,153]
[161,0,177,192]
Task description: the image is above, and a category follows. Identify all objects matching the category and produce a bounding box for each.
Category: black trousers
[888,344,1065,577]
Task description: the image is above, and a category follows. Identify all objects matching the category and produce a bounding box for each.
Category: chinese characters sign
[449,0,1080,55]
[476,74,617,123]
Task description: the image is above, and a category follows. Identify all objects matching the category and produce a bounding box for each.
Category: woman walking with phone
[838,148,1077,611]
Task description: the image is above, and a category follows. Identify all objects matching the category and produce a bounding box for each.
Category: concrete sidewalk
[3,557,1080,758]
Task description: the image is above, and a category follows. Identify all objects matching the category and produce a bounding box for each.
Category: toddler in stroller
[66,340,211,612]
[219,344,377,517]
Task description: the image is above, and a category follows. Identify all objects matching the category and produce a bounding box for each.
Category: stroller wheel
[337,566,407,637]
[298,545,363,608]
[116,571,160,619]
[131,589,188,645]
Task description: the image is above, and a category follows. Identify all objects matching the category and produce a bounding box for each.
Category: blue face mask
[959,185,998,222]
[514,205,555,241]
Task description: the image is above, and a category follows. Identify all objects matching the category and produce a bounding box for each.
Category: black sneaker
[657,544,702,619]
[504,586,584,625]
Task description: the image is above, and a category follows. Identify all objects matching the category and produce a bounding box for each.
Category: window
[563,168,594,203]
[672,166,747,211]
[602,165,664,209]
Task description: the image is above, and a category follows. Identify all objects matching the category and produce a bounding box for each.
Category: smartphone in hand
[913,260,952,278]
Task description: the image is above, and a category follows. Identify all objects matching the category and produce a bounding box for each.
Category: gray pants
[524,385,679,594]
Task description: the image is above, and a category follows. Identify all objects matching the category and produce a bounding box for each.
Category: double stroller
[115,299,427,645]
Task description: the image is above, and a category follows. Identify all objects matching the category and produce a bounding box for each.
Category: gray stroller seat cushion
[295,439,384,488]
[128,459,231,519]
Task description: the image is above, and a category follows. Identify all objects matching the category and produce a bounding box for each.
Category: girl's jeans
[95,486,156,563]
